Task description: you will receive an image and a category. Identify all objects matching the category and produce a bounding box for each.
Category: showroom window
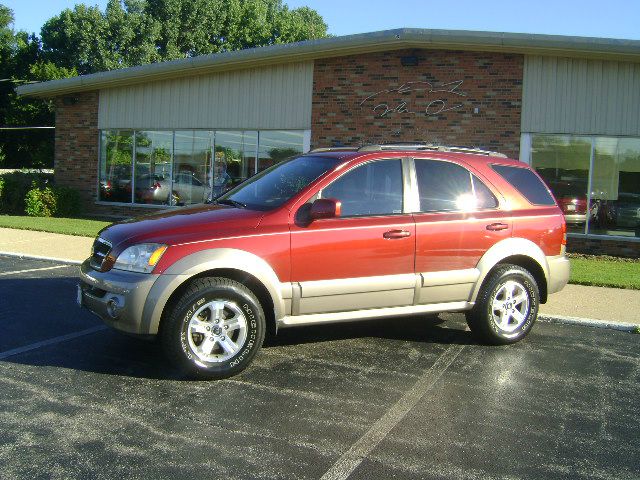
[98,130,133,203]
[525,134,640,238]
[98,129,308,206]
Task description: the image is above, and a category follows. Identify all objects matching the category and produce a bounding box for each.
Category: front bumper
[547,254,571,295]
[78,260,159,335]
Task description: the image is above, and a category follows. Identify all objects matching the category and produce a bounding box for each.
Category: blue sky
[3,0,640,40]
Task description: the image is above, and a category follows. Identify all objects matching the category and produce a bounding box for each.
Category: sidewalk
[0,227,92,263]
[0,227,638,327]
[540,284,640,326]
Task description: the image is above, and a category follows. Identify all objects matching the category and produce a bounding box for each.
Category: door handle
[486,223,509,231]
[383,230,411,239]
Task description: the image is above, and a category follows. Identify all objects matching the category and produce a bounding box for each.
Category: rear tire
[160,277,265,380]
[466,264,539,345]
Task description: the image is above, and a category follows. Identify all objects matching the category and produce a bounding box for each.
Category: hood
[98,204,265,249]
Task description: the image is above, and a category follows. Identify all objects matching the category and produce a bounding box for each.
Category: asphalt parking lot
[0,255,638,480]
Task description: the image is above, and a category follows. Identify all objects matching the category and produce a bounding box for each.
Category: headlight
[113,243,168,273]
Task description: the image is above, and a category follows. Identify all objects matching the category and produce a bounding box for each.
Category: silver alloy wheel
[490,280,530,333]
[187,299,248,363]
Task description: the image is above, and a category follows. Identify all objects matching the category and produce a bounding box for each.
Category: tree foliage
[0,3,77,168]
[0,0,328,168]
[41,0,328,74]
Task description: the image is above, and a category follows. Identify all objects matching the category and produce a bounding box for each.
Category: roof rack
[358,143,507,157]
[309,147,358,153]
[310,143,507,157]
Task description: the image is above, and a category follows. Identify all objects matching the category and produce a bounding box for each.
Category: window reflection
[213,131,258,200]
[590,138,640,237]
[134,131,173,205]
[99,130,133,203]
[530,135,590,234]
[97,129,307,206]
[173,131,211,205]
[257,131,305,173]
[530,134,640,238]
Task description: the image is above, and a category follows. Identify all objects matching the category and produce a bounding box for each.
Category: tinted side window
[415,160,472,211]
[322,160,403,217]
[491,164,555,205]
[473,175,499,209]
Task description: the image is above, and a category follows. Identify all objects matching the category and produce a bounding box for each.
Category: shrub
[24,183,82,217]
[0,171,53,214]
[25,183,57,217]
[54,186,82,217]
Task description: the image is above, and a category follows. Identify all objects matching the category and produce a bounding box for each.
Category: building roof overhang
[17,28,640,98]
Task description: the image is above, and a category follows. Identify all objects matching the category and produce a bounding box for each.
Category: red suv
[78,144,570,379]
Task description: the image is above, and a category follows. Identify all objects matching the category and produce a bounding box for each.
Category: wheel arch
[471,238,550,305]
[142,248,289,335]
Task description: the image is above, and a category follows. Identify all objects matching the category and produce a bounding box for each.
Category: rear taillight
[561,220,567,246]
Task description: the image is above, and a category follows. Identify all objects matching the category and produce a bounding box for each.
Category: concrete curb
[539,314,639,333]
[0,251,82,265]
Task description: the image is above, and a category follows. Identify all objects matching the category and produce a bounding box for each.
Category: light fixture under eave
[400,56,419,66]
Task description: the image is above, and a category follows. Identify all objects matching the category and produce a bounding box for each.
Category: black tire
[466,264,539,345]
[160,277,265,380]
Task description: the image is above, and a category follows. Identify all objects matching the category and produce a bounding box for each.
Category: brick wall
[567,236,640,258]
[54,92,100,211]
[312,49,523,158]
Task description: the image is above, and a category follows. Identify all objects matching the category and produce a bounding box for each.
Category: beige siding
[522,56,640,135]
[98,62,313,130]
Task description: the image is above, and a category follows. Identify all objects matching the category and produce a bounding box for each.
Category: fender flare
[470,237,550,303]
[141,248,288,334]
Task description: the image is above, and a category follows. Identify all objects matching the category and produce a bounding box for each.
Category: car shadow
[0,276,475,381]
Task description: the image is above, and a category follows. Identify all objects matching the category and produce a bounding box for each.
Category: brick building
[17,29,640,255]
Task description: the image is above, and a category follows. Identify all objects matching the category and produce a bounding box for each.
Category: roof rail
[309,147,358,153]
[358,143,507,157]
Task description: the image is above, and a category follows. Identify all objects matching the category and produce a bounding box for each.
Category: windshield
[216,155,342,210]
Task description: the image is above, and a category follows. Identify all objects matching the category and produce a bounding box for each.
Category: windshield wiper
[215,198,247,209]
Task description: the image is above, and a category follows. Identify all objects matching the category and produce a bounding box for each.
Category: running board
[277,301,473,328]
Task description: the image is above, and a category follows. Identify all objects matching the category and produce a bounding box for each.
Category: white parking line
[0,325,107,360]
[320,344,465,480]
[0,265,71,277]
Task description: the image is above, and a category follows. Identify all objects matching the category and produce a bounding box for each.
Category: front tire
[160,277,265,379]
[466,264,539,345]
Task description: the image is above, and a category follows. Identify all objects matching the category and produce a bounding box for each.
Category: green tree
[41,0,160,74]
[0,4,76,167]
[2,0,328,168]
[42,0,328,71]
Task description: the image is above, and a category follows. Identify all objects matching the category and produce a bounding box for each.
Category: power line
[0,79,39,84]
[0,126,55,130]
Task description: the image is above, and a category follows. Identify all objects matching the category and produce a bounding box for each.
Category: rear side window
[491,164,555,206]
[415,159,472,211]
[473,175,499,209]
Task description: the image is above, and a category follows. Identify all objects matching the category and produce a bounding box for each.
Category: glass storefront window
[530,135,591,234]
[257,131,305,173]
[173,131,211,205]
[213,131,258,199]
[590,138,640,237]
[97,129,307,206]
[99,130,133,203]
[134,131,174,205]
[528,134,640,238]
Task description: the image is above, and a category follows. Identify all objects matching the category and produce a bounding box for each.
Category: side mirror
[310,198,341,220]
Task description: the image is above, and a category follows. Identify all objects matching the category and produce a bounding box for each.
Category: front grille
[90,237,112,270]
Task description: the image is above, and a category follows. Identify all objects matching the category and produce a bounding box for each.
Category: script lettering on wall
[359,80,467,118]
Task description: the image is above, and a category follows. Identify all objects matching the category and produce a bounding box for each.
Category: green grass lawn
[569,256,640,290]
[0,215,111,237]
